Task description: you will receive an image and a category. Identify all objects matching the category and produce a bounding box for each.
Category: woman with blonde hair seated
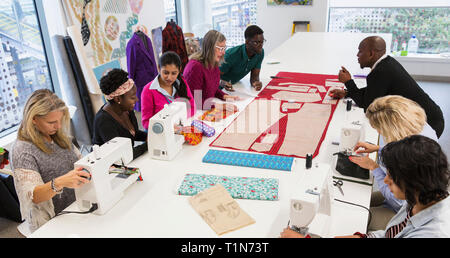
[11,89,90,233]
[349,95,437,231]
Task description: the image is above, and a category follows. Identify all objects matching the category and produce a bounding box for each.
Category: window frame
[0,0,60,139]
[328,0,450,8]
[327,1,450,55]
[34,0,60,96]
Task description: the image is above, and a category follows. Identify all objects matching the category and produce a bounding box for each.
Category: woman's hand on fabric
[349,155,379,171]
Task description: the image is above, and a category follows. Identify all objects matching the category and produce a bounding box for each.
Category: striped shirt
[384,209,412,238]
[366,196,450,238]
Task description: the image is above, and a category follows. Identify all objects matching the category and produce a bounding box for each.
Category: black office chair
[0,172,22,223]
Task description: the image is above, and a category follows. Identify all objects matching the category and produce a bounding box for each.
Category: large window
[164,0,178,23]
[328,1,450,54]
[210,0,257,47]
[164,0,257,47]
[328,7,449,54]
[0,0,52,137]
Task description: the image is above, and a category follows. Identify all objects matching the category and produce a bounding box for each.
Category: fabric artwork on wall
[64,0,148,68]
[66,0,113,66]
[102,0,128,14]
[210,72,342,158]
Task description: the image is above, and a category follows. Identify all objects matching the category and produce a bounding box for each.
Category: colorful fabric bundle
[178,126,203,145]
[199,104,238,122]
[191,120,215,137]
[0,148,9,169]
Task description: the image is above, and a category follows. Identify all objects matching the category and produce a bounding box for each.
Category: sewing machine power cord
[334,198,372,230]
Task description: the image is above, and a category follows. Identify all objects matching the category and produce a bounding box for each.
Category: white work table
[30,32,389,238]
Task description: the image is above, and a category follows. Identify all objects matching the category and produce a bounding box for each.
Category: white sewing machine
[74,137,140,215]
[148,102,188,160]
[289,164,334,237]
[339,119,365,154]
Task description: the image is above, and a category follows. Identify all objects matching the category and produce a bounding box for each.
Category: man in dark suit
[330,36,444,138]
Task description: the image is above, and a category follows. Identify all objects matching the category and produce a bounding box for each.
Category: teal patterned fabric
[202,149,294,171]
[178,173,279,201]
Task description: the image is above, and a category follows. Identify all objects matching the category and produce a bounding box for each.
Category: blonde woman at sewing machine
[349,95,437,231]
[11,89,91,233]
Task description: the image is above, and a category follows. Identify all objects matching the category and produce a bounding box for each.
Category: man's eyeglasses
[215,45,227,52]
[250,39,267,46]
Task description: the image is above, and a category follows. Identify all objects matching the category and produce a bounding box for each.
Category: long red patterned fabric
[210,72,343,159]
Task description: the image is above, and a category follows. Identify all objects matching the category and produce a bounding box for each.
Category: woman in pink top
[184,30,239,111]
[141,51,196,130]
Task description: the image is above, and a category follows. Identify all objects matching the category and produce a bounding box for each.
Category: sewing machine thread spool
[306,154,312,169]
[346,99,352,111]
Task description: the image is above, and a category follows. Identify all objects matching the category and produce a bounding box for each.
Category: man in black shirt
[330,36,444,138]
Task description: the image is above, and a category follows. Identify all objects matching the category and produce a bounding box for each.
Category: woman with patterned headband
[92,68,148,159]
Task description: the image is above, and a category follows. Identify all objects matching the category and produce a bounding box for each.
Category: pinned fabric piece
[189,184,255,235]
[211,72,341,159]
[177,126,203,145]
[191,120,215,137]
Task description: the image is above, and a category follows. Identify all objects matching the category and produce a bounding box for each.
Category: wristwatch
[51,178,63,194]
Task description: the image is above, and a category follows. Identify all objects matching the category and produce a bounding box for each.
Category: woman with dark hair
[280,135,450,238]
[92,68,148,159]
[362,135,450,238]
[140,51,196,130]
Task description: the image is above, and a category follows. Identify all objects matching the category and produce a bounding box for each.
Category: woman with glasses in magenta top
[183,30,239,111]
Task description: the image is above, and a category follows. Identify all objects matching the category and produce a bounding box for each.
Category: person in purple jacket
[140,51,196,130]
[126,31,159,112]
[183,30,239,111]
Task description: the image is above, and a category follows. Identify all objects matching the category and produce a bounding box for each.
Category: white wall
[256,0,329,54]
[143,0,167,31]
